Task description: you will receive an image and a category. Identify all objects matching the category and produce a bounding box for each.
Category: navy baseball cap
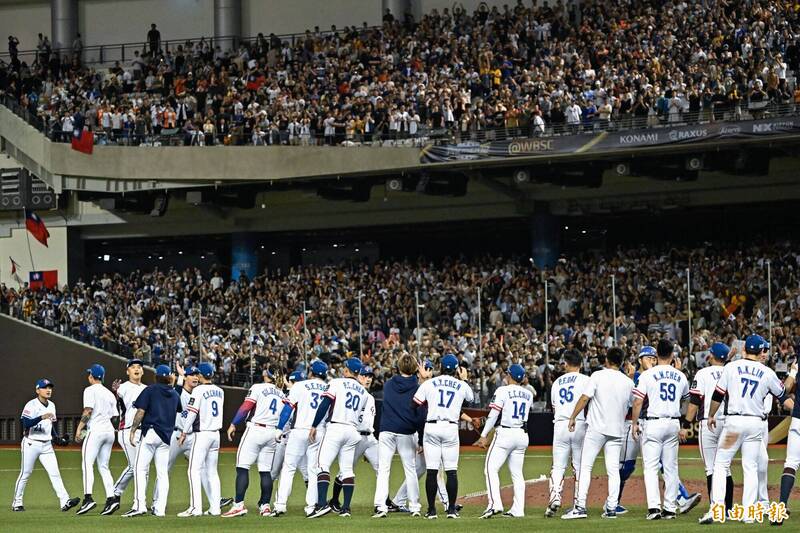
[508,364,526,382]
[87,364,105,379]
[359,365,374,376]
[185,365,200,375]
[441,354,459,371]
[423,359,434,370]
[345,357,363,374]
[638,346,657,358]
[263,367,275,379]
[198,362,215,378]
[310,361,328,378]
[35,378,54,389]
[155,364,172,377]
[289,371,306,382]
[127,358,144,368]
[709,342,730,360]
[745,334,769,354]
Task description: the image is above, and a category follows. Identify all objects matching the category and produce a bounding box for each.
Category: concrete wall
[0,0,50,63]
[0,224,68,288]
[242,0,382,37]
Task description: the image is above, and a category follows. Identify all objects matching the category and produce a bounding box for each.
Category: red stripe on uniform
[632,390,646,399]
[715,386,726,395]
[413,398,425,405]
[187,406,199,413]
[489,404,502,411]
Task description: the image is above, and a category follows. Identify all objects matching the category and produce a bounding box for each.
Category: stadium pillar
[530,212,560,269]
[382,0,416,21]
[51,0,78,55]
[231,232,258,281]
[214,0,242,51]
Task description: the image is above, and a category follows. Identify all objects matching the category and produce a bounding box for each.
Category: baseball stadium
[1,0,800,531]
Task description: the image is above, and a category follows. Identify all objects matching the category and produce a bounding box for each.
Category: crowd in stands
[3,0,800,147]
[2,240,798,409]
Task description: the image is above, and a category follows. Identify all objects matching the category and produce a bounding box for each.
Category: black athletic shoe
[101,496,120,516]
[455,504,463,512]
[76,497,96,515]
[61,498,80,512]
[339,508,351,518]
[426,509,438,520]
[220,497,234,509]
[662,511,677,520]
[308,504,332,519]
[12,506,24,512]
[386,499,401,512]
[329,501,342,513]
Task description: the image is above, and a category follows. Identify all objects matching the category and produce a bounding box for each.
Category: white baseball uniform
[182,383,224,516]
[81,383,118,499]
[13,398,71,508]
[274,377,328,514]
[757,394,772,504]
[235,382,285,471]
[348,393,378,476]
[633,365,689,513]
[710,359,785,511]
[316,378,371,480]
[575,368,634,511]
[690,365,726,475]
[392,459,450,510]
[414,375,474,471]
[549,371,589,508]
[482,384,532,516]
[112,380,146,497]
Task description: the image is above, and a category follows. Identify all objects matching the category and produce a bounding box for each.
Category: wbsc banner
[420,116,800,163]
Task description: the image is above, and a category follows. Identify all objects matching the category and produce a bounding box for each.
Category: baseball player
[330,365,378,513]
[686,342,734,511]
[121,365,181,517]
[12,378,80,512]
[308,357,370,518]
[563,347,634,520]
[75,364,119,515]
[271,361,329,517]
[271,371,309,485]
[631,339,690,520]
[177,362,224,517]
[699,334,792,525]
[546,350,588,517]
[476,363,531,518]
[777,361,798,522]
[223,368,285,518]
[413,353,475,519]
[107,358,146,514]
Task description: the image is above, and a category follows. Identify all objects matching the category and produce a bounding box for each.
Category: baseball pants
[374,432,420,513]
[152,431,211,503]
[132,430,170,516]
[641,419,680,513]
[423,422,460,471]
[12,438,70,508]
[393,455,449,508]
[784,418,800,471]
[620,420,640,464]
[711,416,763,510]
[757,419,770,504]
[316,423,360,479]
[113,428,140,497]
[698,419,726,476]
[187,431,221,516]
[272,437,307,482]
[235,423,278,471]
[576,427,622,511]
[274,427,324,514]
[549,419,586,508]
[81,430,115,498]
[485,427,528,516]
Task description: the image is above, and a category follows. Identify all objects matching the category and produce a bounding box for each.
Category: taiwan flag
[29,270,58,290]
[25,209,50,247]
[71,126,94,154]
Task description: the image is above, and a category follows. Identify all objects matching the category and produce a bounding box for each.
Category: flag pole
[23,209,36,271]
[415,290,422,360]
[544,277,549,365]
[477,286,484,401]
[611,275,617,346]
[249,301,255,386]
[303,301,310,368]
[687,267,693,360]
[357,292,363,359]
[767,260,773,358]
[198,303,203,364]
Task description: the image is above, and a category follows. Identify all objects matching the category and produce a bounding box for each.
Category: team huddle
[11,334,800,523]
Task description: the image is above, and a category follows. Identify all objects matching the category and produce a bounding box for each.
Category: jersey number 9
[211,400,219,417]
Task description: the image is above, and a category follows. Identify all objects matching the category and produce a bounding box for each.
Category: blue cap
[709,342,730,360]
[263,367,275,379]
[155,364,172,377]
[508,364,526,382]
[441,354,459,371]
[87,364,105,379]
[289,371,306,382]
[35,378,54,389]
[185,365,200,375]
[359,365,374,376]
[127,358,144,368]
[345,357,363,374]
[423,359,433,370]
[745,334,768,354]
[638,346,657,358]
[310,361,328,378]
[197,362,215,378]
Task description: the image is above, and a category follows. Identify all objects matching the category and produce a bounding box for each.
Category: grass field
[0,445,795,531]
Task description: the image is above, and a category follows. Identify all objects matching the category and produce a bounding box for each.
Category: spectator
[147,24,161,57]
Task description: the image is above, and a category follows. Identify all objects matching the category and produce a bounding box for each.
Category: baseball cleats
[425,509,438,520]
[76,497,96,515]
[411,510,421,517]
[386,499,402,512]
[12,506,24,512]
[561,507,587,520]
[61,497,80,512]
[480,509,502,519]
[121,508,147,518]
[308,504,332,518]
[446,511,460,519]
[101,496,120,515]
[698,510,715,524]
[646,509,662,520]
[259,504,271,516]
[662,511,677,520]
[545,503,560,517]
[222,502,247,518]
[678,493,702,514]
[372,508,388,518]
[329,501,342,513]
[615,505,629,515]
[220,497,234,509]
[339,508,351,517]
[602,507,617,519]
[503,512,523,518]
[177,508,201,517]
[269,509,286,517]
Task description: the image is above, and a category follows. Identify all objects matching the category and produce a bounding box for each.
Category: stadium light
[512,168,531,184]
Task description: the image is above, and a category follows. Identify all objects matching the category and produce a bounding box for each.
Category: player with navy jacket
[778,359,799,520]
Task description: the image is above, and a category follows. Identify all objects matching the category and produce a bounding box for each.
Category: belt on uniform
[251,422,272,428]
[499,425,523,429]
[359,431,372,436]
[174,427,181,432]
[426,420,457,424]
[644,416,681,420]
[727,413,767,420]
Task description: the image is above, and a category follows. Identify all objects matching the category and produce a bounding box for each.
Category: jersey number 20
[345,392,361,411]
